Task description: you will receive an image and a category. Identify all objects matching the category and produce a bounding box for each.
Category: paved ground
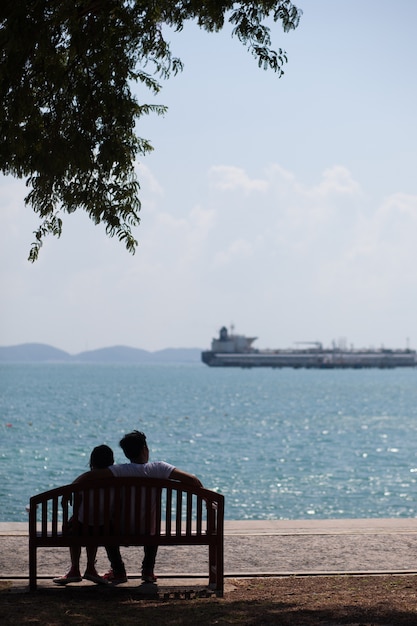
[2,519,417,593]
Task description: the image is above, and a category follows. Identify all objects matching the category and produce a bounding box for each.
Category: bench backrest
[29,477,224,543]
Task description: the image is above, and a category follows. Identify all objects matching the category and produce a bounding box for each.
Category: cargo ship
[201,327,417,368]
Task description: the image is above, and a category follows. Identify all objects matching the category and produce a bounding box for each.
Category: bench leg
[216,540,224,597]
[208,542,224,597]
[29,543,37,591]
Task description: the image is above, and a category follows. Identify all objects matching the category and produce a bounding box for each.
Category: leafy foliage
[0,1,301,260]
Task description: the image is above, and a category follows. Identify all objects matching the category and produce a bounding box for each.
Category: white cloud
[212,238,255,268]
[208,165,269,193]
[135,162,164,203]
[313,166,362,198]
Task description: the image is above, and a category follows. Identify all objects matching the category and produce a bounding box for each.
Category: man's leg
[103,546,127,584]
[142,545,158,582]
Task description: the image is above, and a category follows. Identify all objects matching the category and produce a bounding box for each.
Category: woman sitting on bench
[52,444,120,585]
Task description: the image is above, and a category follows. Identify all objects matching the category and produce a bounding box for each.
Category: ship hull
[201,350,417,369]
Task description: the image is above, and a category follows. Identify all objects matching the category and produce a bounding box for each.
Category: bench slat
[175,489,182,536]
[166,488,172,537]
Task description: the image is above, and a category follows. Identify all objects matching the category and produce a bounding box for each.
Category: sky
[2,0,417,354]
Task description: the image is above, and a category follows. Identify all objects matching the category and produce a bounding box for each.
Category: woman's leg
[85,546,98,570]
[52,546,82,585]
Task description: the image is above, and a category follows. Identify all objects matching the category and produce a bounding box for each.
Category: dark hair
[119,430,147,461]
[89,444,114,470]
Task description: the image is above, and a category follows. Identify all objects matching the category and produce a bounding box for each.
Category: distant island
[0,343,202,364]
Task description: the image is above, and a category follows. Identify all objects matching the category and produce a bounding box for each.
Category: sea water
[1,363,417,522]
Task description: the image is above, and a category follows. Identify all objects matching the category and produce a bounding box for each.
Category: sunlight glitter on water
[2,364,417,521]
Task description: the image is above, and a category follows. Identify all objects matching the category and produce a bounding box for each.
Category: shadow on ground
[1,575,417,625]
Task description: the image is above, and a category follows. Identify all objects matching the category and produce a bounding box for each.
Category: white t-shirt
[109,461,175,479]
[109,461,175,533]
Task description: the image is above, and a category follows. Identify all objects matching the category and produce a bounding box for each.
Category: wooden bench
[29,477,224,595]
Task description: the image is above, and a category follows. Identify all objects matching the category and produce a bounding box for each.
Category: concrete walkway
[2,519,417,592]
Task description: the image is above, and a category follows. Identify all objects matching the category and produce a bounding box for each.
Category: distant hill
[0,343,72,362]
[0,343,202,364]
[75,346,153,363]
